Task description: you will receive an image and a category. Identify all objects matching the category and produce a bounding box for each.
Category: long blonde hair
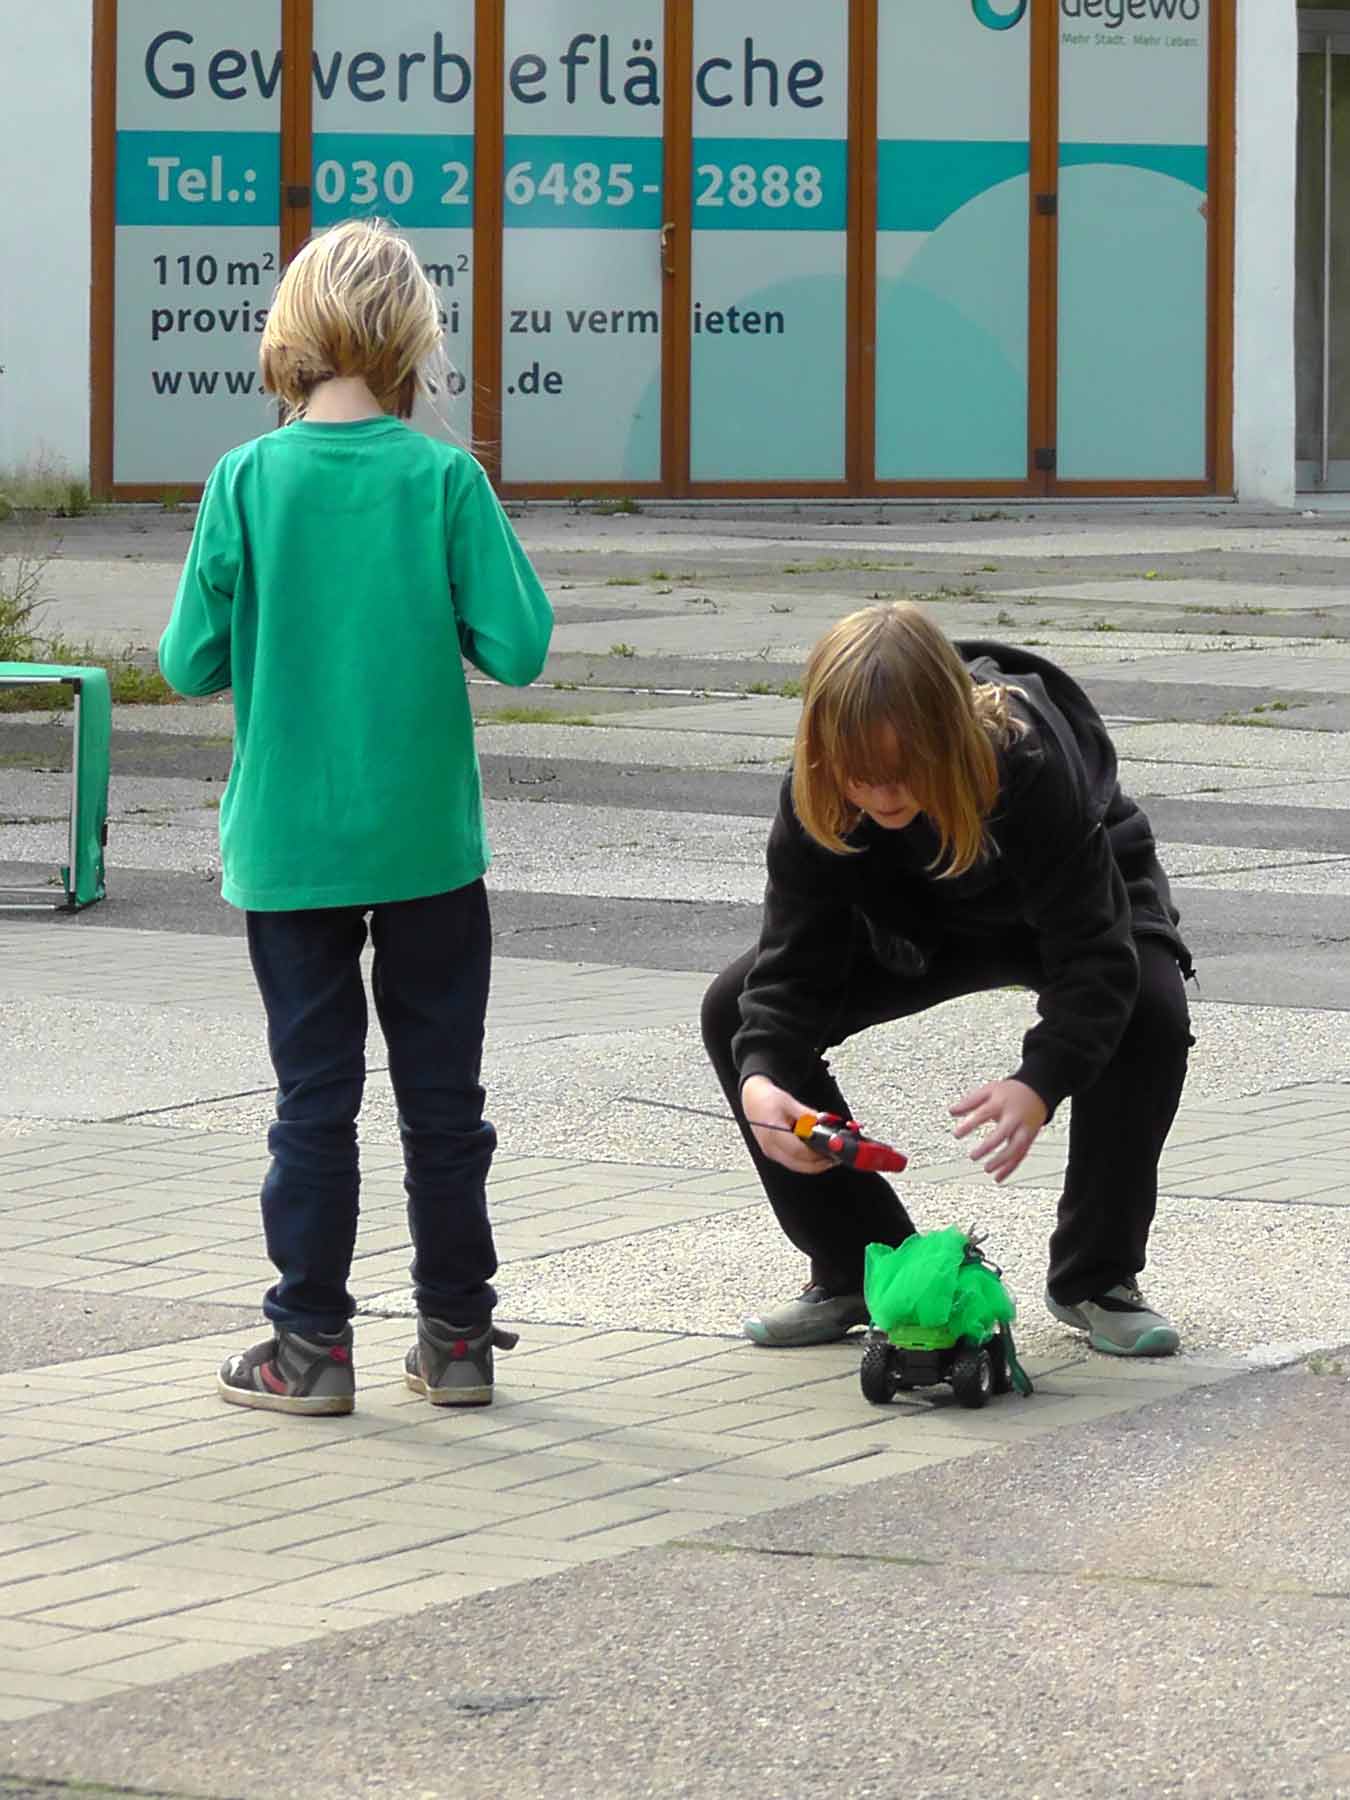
[260,218,446,421]
[792,602,1025,877]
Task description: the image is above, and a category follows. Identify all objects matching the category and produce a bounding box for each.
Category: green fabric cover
[865,1227,1017,1350]
[0,663,109,908]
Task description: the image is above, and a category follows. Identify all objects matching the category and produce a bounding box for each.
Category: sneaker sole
[404,1371,493,1406]
[1047,1298,1180,1357]
[218,1377,354,1416]
[742,1317,866,1348]
[1089,1325,1180,1358]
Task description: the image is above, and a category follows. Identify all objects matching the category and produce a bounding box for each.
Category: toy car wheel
[950,1347,994,1409]
[860,1340,895,1405]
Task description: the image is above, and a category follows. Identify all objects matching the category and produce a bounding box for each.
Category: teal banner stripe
[116,131,280,226]
[1060,142,1208,192]
[502,135,663,229]
[876,141,1029,233]
[692,139,847,232]
[311,134,475,227]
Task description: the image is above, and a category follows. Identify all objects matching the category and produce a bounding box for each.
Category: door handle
[660,221,676,278]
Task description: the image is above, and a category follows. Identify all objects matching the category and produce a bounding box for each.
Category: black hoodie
[732,642,1190,1117]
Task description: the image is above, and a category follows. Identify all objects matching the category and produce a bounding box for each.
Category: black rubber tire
[860,1340,895,1405]
[950,1348,994,1409]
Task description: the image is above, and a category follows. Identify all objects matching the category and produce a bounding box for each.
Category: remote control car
[860,1226,1033,1410]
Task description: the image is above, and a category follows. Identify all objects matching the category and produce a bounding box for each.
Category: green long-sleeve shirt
[159,418,553,910]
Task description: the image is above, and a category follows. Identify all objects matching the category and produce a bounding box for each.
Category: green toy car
[859,1226,1033,1409]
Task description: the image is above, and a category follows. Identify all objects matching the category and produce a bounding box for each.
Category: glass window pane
[874,0,1030,483]
[690,2,849,484]
[311,0,476,448]
[113,0,282,484]
[500,0,665,485]
[1057,7,1210,481]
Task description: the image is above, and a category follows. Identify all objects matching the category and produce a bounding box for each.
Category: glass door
[1297,17,1350,490]
[499,0,667,486]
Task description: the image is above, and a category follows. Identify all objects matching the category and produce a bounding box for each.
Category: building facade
[0,1,1314,504]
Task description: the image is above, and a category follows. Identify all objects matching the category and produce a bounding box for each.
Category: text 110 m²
[154,253,276,287]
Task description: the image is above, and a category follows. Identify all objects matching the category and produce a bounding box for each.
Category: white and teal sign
[113,0,282,485]
[690,2,849,483]
[103,0,1220,495]
[875,0,1031,482]
[499,0,666,485]
[1057,1,1210,479]
[311,0,475,446]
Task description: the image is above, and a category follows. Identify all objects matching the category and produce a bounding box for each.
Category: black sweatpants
[700,931,1192,1305]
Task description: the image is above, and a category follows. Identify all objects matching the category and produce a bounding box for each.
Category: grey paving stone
[0,1288,257,1374]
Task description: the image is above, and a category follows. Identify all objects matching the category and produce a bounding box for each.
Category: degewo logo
[972,0,1028,27]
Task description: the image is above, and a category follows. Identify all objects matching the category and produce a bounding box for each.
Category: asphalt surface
[5,502,1350,1798]
[3,1356,1346,1800]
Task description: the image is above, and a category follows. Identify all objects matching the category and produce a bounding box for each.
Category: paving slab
[996,577,1350,612]
[1,1358,1345,1800]
[4,500,1350,1796]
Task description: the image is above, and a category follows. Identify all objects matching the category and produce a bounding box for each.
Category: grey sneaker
[405,1317,519,1406]
[1046,1284,1180,1357]
[218,1326,355,1415]
[743,1284,869,1348]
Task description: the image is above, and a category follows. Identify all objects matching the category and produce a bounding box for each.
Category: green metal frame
[0,665,111,911]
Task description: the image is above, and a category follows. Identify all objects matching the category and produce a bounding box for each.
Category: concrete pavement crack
[673,1539,1350,1603]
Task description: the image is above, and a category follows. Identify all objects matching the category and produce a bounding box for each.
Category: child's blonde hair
[260,218,445,421]
[792,602,1025,877]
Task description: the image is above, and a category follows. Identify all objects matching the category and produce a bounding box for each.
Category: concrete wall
[1233,0,1299,507]
[0,0,95,482]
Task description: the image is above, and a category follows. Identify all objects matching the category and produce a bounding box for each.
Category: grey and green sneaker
[404,1317,519,1406]
[1046,1284,1180,1357]
[218,1326,355,1415]
[743,1283,869,1348]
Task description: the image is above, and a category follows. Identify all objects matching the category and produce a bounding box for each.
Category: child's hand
[950,1079,1049,1183]
[740,1076,833,1175]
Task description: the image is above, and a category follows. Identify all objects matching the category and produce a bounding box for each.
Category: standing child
[160,219,553,1415]
[701,602,1193,1357]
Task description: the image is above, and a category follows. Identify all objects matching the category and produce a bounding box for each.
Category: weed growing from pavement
[0,525,56,659]
[1216,703,1304,727]
[0,634,177,711]
[0,450,93,517]
[477,706,596,726]
[781,556,902,575]
[1307,1353,1347,1377]
[743,678,802,698]
[605,576,641,587]
[609,642,637,657]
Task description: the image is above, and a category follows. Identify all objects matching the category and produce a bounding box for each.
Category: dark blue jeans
[246,882,498,1336]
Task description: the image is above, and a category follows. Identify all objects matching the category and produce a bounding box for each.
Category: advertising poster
[114,0,282,485]
[690,3,849,484]
[311,0,475,447]
[499,0,665,485]
[875,0,1030,482]
[1058,1,1210,480]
